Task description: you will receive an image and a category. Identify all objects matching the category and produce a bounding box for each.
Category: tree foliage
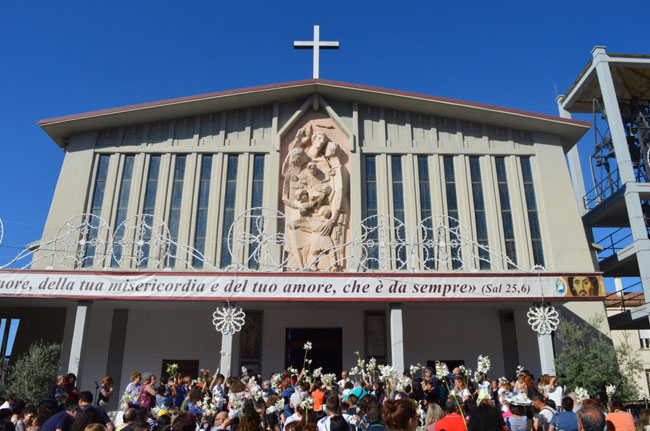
[555,315,642,400]
[0,340,61,403]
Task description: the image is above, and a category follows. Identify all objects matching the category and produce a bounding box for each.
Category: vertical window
[495,157,517,268]
[520,157,545,267]
[220,155,238,268]
[364,156,378,269]
[443,156,462,269]
[167,155,186,267]
[111,155,135,267]
[391,156,406,265]
[417,156,435,267]
[139,155,161,268]
[83,154,110,267]
[469,157,490,269]
[248,155,265,270]
[193,155,212,268]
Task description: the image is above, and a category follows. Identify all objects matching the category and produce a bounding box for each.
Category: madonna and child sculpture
[281,124,348,271]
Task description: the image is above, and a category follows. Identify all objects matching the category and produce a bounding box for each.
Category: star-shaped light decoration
[212,304,246,336]
[527,304,560,335]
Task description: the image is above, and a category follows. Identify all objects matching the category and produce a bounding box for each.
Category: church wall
[34,96,594,275]
[529,134,595,272]
[118,304,223,395]
[513,310,542,377]
[401,304,509,377]
[76,305,113,392]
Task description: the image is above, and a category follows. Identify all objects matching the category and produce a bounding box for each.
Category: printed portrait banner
[0,270,604,301]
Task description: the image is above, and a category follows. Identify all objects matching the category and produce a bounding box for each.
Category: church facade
[0,79,608,408]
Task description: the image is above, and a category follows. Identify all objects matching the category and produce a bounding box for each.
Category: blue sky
[0,0,647,286]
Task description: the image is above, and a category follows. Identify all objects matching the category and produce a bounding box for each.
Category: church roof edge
[38,79,590,150]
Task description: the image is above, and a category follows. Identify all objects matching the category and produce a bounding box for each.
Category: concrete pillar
[592,46,650,321]
[68,301,92,380]
[220,334,233,376]
[105,309,129,411]
[389,303,404,374]
[537,333,556,376]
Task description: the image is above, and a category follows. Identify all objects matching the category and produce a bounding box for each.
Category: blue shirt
[281,386,296,417]
[41,411,73,431]
[81,404,111,425]
[550,411,578,431]
[174,385,187,408]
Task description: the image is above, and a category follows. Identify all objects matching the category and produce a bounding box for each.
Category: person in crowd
[73,391,115,431]
[468,403,505,431]
[77,392,113,431]
[311,381,325,412]
[15,405,35,431]
[283,404,305,431]
[545,377,563,409]
[637,409,650,431]
[289,382,309,414]
[53,378,68,407]
[211,411,232,431]
[116,409,137,431]
[0,395,17,412]
[434,397,466,431]
[364,401,384,431]
[576,406,605,431]
[453,379,471,402]
[505,402,529,431]
[69,406,103,431]
[31,405,54,431]
[605,399,635,431]
[154,387,171,411]
[138,374,157,414]
[40,403,79,431]
[548,397,578,431]
[65,375,79,405]
[337,372,350,391]
[84,425,105,431]
[124,373,142,408]
[533,395,556,431]
[424,404,445,431]
[96,378,113,410]
[170,413,194,431]
[317,395,356,431]
[381,399,416,431]
[329,416,350,431]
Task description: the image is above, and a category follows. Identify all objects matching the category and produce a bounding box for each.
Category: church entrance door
[285,328,342,376]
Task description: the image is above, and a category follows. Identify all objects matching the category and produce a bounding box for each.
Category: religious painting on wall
[240,311,263,373]
[556,276,605,297]
[279,111,350,272]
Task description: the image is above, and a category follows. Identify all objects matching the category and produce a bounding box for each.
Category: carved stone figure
[281,122,348,271]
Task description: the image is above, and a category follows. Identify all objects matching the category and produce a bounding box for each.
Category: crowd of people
[0,361,647,431]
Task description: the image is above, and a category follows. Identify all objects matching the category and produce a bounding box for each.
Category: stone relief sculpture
[281,124,348,271]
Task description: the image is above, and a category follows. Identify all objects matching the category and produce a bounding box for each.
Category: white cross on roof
[293,25,340,79]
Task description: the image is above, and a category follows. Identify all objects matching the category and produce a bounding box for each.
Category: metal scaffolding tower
[558,46,650,329]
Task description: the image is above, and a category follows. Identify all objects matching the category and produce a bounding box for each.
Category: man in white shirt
[289,381,309,412]
[317,395,357,431]
[337,371,350,390]
[284,406,304,430]
[533,395,557,431]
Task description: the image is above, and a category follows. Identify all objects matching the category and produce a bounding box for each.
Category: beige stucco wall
[33,94,595,275]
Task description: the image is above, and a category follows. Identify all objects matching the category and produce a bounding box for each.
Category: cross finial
[293,25,339,79]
